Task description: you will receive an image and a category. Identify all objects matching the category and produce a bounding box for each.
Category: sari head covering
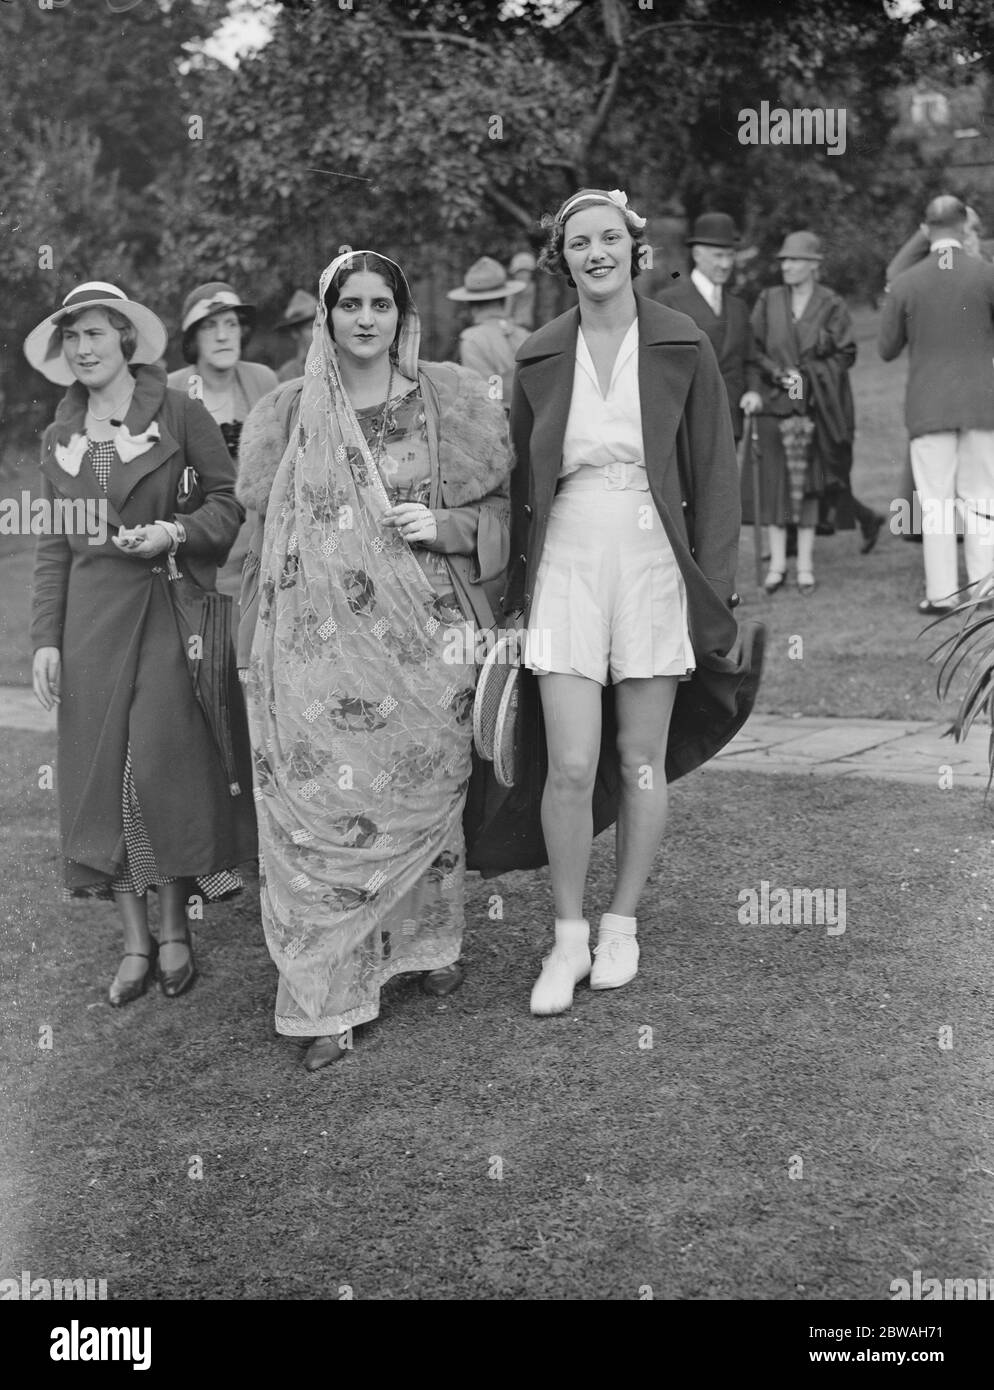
[245,250,477,1025]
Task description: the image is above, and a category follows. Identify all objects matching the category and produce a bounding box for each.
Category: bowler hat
[686,212,740,248]
[776,231,823,261]
[277,288,318,331]
[180,281,256,335]
[447,257,526,302]
[24,281,168,386]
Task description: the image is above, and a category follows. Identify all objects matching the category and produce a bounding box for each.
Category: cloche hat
[180,281,256,335]
[24,281,168,386]
[776,231,823,261]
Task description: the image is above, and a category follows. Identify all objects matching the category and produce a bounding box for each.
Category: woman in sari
[741,231,868,594]
[237,251,510,1071]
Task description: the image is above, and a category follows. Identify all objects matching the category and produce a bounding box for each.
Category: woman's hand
[381,503,437,545]
[740,391,763,415]
[33,647,61,710]
[112,524,172,558]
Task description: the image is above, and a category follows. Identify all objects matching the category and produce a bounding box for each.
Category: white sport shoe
[529,946,592,1016]
[590,933,639,990]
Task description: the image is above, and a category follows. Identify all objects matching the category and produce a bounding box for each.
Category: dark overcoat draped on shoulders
[30,364,256,894]
[464,294,765,877]
[656,276,759,439]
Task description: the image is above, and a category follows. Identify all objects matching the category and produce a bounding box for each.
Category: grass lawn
[1,728,991,1300]
[0,308,965,721]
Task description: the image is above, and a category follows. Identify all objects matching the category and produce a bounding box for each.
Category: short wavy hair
[538,189,647,288]
[57,305,137,360]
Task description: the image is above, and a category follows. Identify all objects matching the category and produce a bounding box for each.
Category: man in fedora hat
[657,212,761,440]
[448,256,530,411]
[275,288,319,382]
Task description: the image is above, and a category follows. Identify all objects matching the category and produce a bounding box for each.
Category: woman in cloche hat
[167,281,278,600]
[26,281,256,1006]
[742,231,882,594]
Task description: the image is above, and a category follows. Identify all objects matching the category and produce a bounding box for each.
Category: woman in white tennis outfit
[503,188,744,1015]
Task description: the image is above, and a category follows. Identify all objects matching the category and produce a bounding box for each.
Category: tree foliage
[3,0,994,433]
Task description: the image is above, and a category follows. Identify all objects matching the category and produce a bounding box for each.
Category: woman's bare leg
[608,675,679,918]
[537,672,603,919]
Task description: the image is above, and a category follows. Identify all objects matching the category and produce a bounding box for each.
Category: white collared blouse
[560,319,644,479]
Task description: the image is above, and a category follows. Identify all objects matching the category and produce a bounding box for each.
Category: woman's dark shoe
[303,1035,347,1071]
[797,572,817,596]
[422,961,466,997]
[109,944,157,1008]
[860,513,886,554]
[763,571,786,594]
[158,929,196,998]
[918,599,957,616]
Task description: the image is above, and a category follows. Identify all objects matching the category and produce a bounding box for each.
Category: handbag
[176,465,204,513]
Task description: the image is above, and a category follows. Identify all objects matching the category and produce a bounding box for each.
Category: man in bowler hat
[656,212,761,439]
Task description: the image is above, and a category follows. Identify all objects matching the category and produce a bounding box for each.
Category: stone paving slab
[711,713,991,787]
[0,686,55,733]
[0,688,990,787]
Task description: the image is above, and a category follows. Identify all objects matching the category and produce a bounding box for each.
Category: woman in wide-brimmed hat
[498,188,761,1016]
[236,249,510,1071]
[27,282,256,1006]
[448,256,530,410]
[741,231,881,594]
[167,281,278,600]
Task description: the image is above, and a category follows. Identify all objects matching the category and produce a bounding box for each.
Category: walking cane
[738,414,763,592]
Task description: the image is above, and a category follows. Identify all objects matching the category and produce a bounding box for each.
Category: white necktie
[712,286,722,316]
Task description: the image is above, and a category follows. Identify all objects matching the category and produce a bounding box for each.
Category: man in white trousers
[879,195,994,613]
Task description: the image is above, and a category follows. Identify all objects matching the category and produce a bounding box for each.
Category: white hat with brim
[24,282,168,386]
[447,256,526,302]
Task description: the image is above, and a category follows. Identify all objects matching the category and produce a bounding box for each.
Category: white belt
[559,461,650,492]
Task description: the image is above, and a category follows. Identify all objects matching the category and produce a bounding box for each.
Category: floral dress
[266,392,471,1038]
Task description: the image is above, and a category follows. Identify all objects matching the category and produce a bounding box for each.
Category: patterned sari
[244,254,477,1035]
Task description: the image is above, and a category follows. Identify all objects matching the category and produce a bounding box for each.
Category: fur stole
[235,360,510,518]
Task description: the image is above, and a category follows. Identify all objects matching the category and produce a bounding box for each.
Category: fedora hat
[277,288,319,331]
[180,281,255,335]
[24,281,168,387]
[447,257,525,302]
[686,212,740,248]
[509,251,537,274]
[776,231,823,260]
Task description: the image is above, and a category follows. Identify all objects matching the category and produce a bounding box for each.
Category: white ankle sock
[554,918,590,952]
[599,913,637,938]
